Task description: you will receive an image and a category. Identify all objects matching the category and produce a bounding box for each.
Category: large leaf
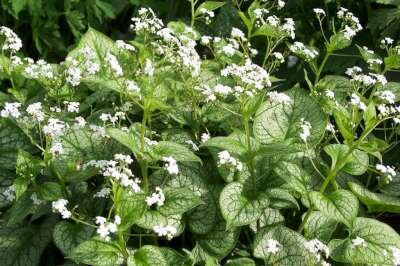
[116,190,147,231]
[253,86,327,148]
[14,150,41,199]
[309,190,359,227]
[128,245,168,266]
[0,170,15,208]
[136,211,183,237]
[349,182,400,213]
[151,141,201,163]
[69,238,124,266]
[198,220,240,259]
[219,182,266,228]
[253,225,316,265]
[303,211,338,243]
[329,217,400,265]
[53,221,94,255]
[52,127,119,182]
[0,217,55,266]
[107,128,140,156]
[0,120,33,171]
[158,187,203,216]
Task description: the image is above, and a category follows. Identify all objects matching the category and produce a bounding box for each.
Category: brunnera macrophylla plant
[1,1,400,265]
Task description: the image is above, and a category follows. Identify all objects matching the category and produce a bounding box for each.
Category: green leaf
[0,120,33,171]
[69,238,124,266]
[219,182,265,228]
[267,188,299,210]
[6,191,34,225]
[324,144,369,176]
[349,182,400,213]
[385,53,400,69]
[250,208,284,232]
[14,150,41,199]
[256,144,299,157]
[107,128,140,156]
[252,24,285,38]
[253,225,316,265]
[136,211,183,236]
[0,217,55,266]
[273,162,316,196]
[253,86,327,148]
[329,217,400,265]
[128,245,168,266]
[52,127,119,182]
[38,182,65,201]
[158,187,203,216]
[152,141,201,163]
[0,170,14,208]
[303,211,338,242]
[309,189,359,227]
[198,220,240,259]
[115,190,146,231]
[53,221,94,255]
[327,33,352,52]
[195,1,226,16]
[159,247,191,266]
[201,135,247,156]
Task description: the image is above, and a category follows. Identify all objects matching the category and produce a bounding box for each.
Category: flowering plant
[1,1,400,265]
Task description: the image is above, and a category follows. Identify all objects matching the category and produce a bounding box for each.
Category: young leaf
[107,128,140,156]
[15,150,41,199]
[327,33,352,52]
[152,141,201,163]
[309,189,359,227]
[324,144,369,176]
[303,211,338,243]
[38,182,65,201]
[195,1,226,16]
[69,238,124,266]
[349,182,400,213]
[116,190,147,231]
[219,182,265,228]
[158,187,203,216]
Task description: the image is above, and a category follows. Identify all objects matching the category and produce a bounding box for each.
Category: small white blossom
[185,140,199,151]
[153,225,177,240]
[30,193,42,206]
[376,90,396,104]
[66,66,81,86]
[299,118,312,142]
[50,142,64,156]
[350,93,367,111]
[64,101,80,113]
[0,26,22,52]
[2,186,15,202]
[74,116,86,128]
[1,102,21,118]
[105,53,123,76]
[43,118,67,137]
[265,239,281,254]
[116,40,135,51]
[351,237,367,249]
[146,187,165,207]
[313,8,326,17]
[325,90,335,99]
[376,164,397,183]
[94,187,111,198]
[391,246,400,266]
[217,150,243,171]
[267,91,292,104]
[305,239,330,262]
[26,102,45,122]
[272,52,285,63]
[201,133,210,143]
[95,215,121,240]
[144,59,154,76]
[162,156,179,175]
[52,199,71,219]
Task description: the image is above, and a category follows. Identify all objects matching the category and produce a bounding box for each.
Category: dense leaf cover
[1,0,400,265]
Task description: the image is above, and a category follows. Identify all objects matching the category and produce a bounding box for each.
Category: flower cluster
[217,150,243,171]
[351,236,367,249]
[305,239,330,263]
[146,187,165,207]
[52,199,72,219]
[130,7,164,34]
[162,156,179,175]
[1,102,21,118]
[95,215,121,240]
[299,118,312,142]
[267,91,292,104]
[265,239,281,254]
[337,7,362,40]
[289,42,318,61]
[153,225,177,240]
[0,26,22,52]
[376,164,397,183]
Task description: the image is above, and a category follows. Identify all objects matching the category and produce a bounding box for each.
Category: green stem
[190,0,196,28]
[314,52,330,85]
[140,108,149,193]
[244,116,256,193]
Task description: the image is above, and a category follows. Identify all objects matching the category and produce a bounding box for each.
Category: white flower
[94,187,111,198]
[214,84,233,96]
[345,66,362,77]
[299,118,312,142]
[66,66,82,86]
[105,53,123,76]
[376,164,397,183]
[217,150,243,171]
[351,237,366,249]
[231,27,245,40]
[200,36,212,45]
[289,42,318,61]
[130,7,164,34]
[26,102,45,122]
[50,142,63,156]
[350,93,367,111]
[265,239,281,254]
[95,215,121,239]
[201,133,210,143]
[267,91,292,104]
[64,101,80,113]
[2,186,15,202]
[114,154,133,165]
[52,199,72,219]
[326,123,336,133]
[381,37,394,46]
[337,7,362,40]
[116,40,135,51]
[0,26,22,52]
[30,193,42,206]
[1,102,21,118]
[222,44,236,56]
[325,90,335,99]
[43,118,67,137]
[162,156,179,175]
[198,8,215,24]
[391,246,400,266]
[153,225,177,240]
[272,52,285,63]
[126,80,140,93]
[144,59,154,76]
[277,0,285,9]
[146,187,165,207]
[313,8,326,17]
[74,116,86,128]
[305,239,330,262]
[376,90,396,104]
